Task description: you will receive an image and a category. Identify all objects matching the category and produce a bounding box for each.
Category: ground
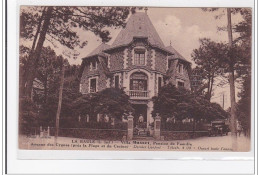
[19,132,250,152]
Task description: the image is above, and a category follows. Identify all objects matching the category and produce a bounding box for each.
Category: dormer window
[177,63,183,74]
[90,61,97,71]
[134,49,145,65]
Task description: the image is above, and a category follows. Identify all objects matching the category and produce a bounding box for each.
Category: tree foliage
[201,8,252,142]
[236,73,251,136]
[191,38,226,100]
[19,46,82,129]
[200,8,251,75]
[73,88,134,121]
[20,7,138,47]
[152,84,228,125]
[19,96,39,134]
[20,6,139,97]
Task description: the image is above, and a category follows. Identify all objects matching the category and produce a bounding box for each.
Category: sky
[21,7,247,109]
[63,8,243,64]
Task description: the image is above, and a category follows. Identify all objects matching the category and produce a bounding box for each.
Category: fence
[27,126,127,141]
[160,121,209,140]
[161,131,209,140]
[163,121,209,131]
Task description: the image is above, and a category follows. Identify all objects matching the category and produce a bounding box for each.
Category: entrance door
[132,104,147,128]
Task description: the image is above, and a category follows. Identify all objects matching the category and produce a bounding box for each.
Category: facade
[80,12,191,127]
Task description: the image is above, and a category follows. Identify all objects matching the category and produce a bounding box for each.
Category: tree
[20,6,139,98]
[234,9,252,137]
[152,83,228,129]
[21,46,82,128]
[152,84,179,124]
[237,73,251,136]
[72,88,134,123]
[202,8,252,150]
[191,38,226,100]
[91,88,134,121]
[72,94,93,119]
[19,96,39,135]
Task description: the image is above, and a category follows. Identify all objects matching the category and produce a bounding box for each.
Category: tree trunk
[207,75,211,100]
[20,7,46,97]
[208,73,214,101]
[43,57,48,104]
[227,8,237,151]
[24,7,53,98]
[31,7,46,51]
[55,62,65,138]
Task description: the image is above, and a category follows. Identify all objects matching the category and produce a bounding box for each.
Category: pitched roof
[111,12,165,49]
[166,45,190,63]
[83,43,110,59]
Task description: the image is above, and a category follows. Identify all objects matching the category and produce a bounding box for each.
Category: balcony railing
[127,90,150,99]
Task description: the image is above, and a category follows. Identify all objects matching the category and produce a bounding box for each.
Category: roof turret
[111,12,165,49]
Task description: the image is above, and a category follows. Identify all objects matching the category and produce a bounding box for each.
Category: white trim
[151,49,155,70]
[107,55,110,69]
[79,83,82,93]
[106,78,110,88]
[123,48,128,69]
[90,62,93,71]
[122,72,128,89]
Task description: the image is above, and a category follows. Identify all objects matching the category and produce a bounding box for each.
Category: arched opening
[130,72,148,91]
[128,72,149,98]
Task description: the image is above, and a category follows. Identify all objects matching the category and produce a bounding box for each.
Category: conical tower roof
[111,12,165,49]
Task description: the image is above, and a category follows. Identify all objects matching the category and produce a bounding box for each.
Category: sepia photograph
[18,6,252,152]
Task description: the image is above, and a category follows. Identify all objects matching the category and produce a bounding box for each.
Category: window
[115,75,119,89]
[177,81,184,88]
[90,78,97,93]
[178,64,183,74]
[134,49,145,65]
[90,61,97,71]
[158,77,162,92]
[130,72,148,91]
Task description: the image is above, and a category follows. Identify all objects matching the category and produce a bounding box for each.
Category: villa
[80,12,191,127]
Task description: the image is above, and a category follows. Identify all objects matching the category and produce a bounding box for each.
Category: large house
[80,12,191,127]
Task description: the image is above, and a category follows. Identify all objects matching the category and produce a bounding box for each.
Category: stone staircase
[133,136,154,140]
[133,129,154,140]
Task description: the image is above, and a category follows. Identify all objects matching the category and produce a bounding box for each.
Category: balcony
[127,90,150,99]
